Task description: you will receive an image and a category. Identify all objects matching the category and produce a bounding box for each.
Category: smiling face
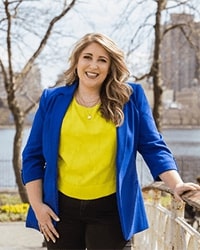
[76,42,111,92]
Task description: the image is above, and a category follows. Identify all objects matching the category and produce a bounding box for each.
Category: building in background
[161,13,200,92]
[158,13,200,127]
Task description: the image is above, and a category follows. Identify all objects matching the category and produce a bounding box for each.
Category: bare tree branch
[130,72,151,82]
[180,25,199,51]
[4,0,14,95]
[0,59,8,84]
[162,23,187,37]
[15,0,77,83]
[24,96,40,114]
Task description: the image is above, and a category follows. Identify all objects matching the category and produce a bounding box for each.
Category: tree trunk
[151,0,165,132]
[12,113,29,203]
[7,91,29,202]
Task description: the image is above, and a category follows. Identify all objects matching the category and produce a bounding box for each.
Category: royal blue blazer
[22,81,178,240]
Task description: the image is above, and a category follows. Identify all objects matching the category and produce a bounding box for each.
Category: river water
[0,127,200,188]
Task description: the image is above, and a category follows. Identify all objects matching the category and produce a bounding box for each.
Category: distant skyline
[1,0,199,88]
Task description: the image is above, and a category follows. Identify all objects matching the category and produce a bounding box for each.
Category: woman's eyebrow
[83,52,92,56]
[99,55,109,60]
[83,52,109,60]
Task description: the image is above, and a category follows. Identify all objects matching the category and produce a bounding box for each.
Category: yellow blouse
[58,97,117,200]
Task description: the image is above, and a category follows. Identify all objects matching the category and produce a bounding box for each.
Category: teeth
[86,72,98,78]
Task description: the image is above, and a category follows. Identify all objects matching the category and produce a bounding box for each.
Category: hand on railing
[142,181,200,210]
[139,182,200,249]
[173,182,200,202]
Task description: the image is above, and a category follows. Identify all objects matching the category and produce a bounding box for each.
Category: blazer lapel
[45,84,77,164]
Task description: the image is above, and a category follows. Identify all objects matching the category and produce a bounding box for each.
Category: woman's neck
[75,88,100,107]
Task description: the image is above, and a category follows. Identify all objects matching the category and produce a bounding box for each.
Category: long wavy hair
[64,33,132,127]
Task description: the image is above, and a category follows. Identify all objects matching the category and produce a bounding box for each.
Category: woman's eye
[83,55,92,60]
[99,58,107,63]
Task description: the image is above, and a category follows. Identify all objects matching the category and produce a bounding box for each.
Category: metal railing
[0,159,17,191]
[133,182,200,250]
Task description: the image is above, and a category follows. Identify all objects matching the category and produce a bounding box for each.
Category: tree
[150,0,167,131]
[0,0,77,202]
[114,0,200,131]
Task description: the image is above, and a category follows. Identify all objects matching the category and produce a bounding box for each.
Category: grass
[0,192,29,222]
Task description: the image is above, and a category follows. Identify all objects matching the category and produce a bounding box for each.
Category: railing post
[149,189,162,250]
[171,198,185,249]
[171,198,185,218]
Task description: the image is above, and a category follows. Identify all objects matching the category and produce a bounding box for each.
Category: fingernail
[56,218,60,221]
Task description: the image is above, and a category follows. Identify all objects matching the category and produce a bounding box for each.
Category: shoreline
[1,125,200,130]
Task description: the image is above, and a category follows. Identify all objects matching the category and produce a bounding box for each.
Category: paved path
[0,222,134,250]
[0,222,46,250]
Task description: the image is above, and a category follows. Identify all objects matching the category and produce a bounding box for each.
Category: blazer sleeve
[133,84,178,179]
[21,90,48,184]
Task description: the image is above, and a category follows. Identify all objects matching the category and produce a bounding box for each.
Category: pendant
[88,114,92,120]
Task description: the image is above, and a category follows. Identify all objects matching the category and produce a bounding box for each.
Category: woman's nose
[89,60,98,69]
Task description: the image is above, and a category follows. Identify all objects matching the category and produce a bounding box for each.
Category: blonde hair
[64,33,132,126]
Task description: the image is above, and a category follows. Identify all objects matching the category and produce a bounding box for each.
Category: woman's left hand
[173,182,200,201]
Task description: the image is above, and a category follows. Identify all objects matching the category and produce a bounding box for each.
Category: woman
[22,33,200,250]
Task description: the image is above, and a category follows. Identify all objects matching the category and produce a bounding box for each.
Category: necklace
[76,92,100,107]
[87,112,92,120]
[81,103,100,120]
[75,93,100,120]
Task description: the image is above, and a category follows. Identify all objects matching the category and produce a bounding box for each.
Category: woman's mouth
[86,72,99,79]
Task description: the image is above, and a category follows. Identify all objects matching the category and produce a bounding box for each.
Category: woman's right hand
[25,180,60,243]
[35,202,60,243]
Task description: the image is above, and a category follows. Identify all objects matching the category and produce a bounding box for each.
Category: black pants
[46,192,128,250]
